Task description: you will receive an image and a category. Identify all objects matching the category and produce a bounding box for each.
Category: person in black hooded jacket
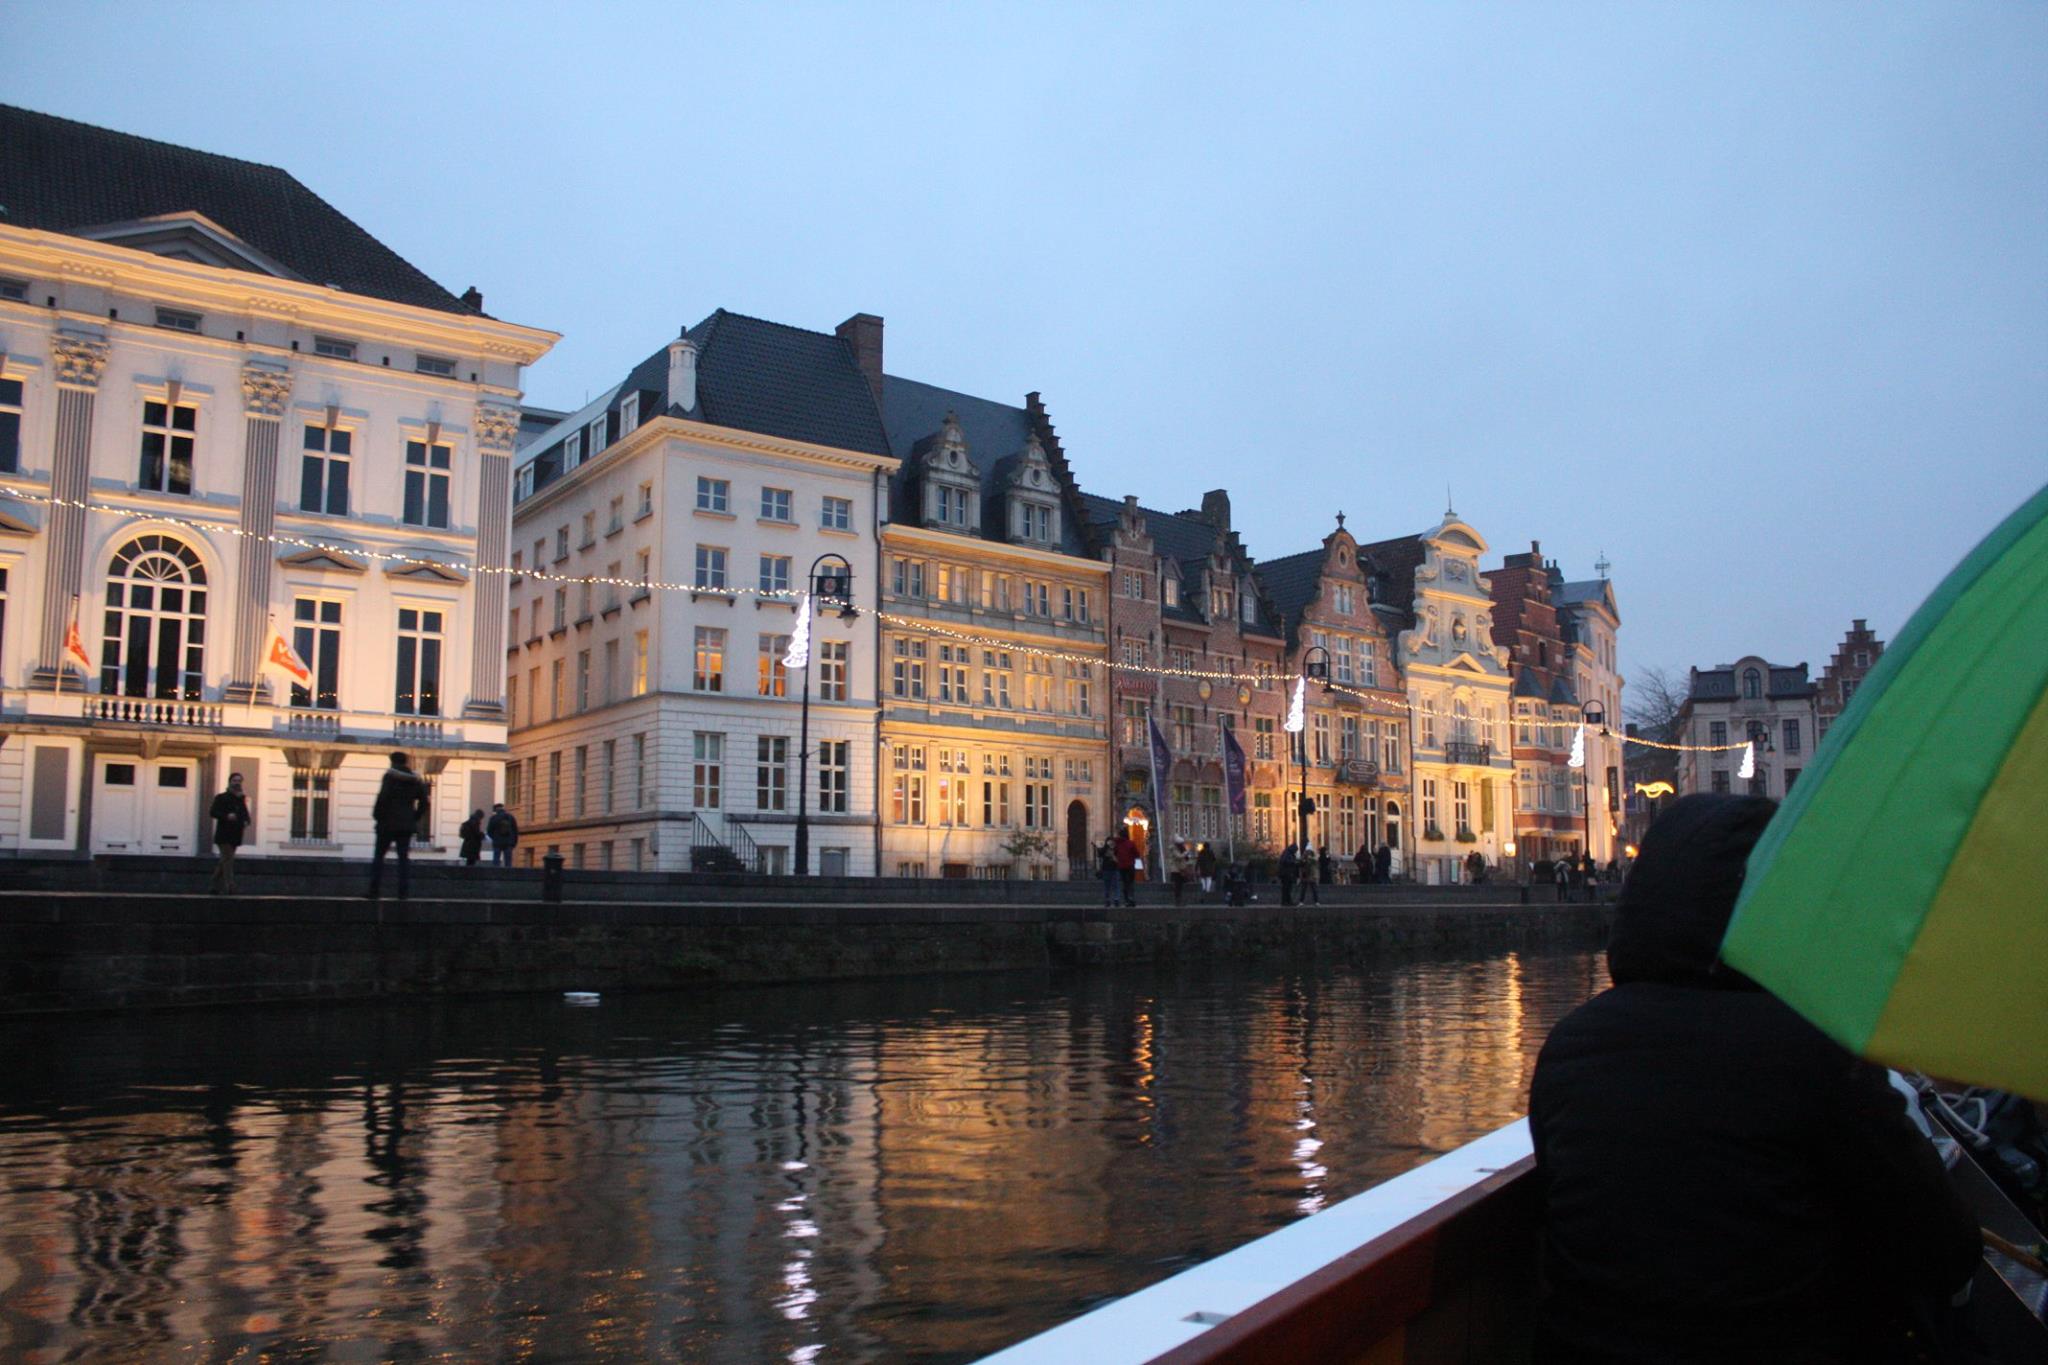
[1529,794,1980,1365]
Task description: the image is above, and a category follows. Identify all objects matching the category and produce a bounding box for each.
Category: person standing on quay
[1374,842,1393,884]
[458,809,485,866]
[1112,829,1139,907]
[208,772,250,895]
[486,803,519,868]
[1278,843,1300,906]
[1354,842,1372,884]
[1196,842,1218,899]
[1300,844,1322,904]
[1169,841,1194,907]
[367,751,430,902]
[1096,838,1119,907]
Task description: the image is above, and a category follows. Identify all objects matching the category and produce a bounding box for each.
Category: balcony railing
[84,696,223,728]
[1443,741,1492,766]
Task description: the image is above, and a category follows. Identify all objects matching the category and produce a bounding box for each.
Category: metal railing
[1443,741,1492,766]
[689,812,747,874]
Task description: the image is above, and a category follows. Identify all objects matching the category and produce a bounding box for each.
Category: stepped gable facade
[509,310,896,874]
[875,330,1111,879]
[1816,617,1885,739]
[1252,515,1411,865]
[0,104,555,860]
[1082,488,1287,866]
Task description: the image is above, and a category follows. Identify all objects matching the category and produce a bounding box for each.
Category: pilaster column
[463,403,519,717]
[227,362,292,700]
[34,332,110,686]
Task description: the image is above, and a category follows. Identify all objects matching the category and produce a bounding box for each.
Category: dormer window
[1018,503,1052,541]
[1163,577,1180,608]
[415,353,456,378]
[565,432,582,470]
[588,417,607,457]
[1333,584,1354,615]
[620,392,640,436]
[936,486,973,527]
[314,336,357,361]
[155,307,202,333]
[1743,667,1763,699]
[0,277,26,302]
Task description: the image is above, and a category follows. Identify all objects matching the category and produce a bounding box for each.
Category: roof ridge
[704,306,850,343]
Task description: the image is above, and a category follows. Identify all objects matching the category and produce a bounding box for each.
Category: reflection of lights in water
[1294,1071,1325,1214]
[791,1346,824,1364]
[1134,1007,1156,1144]
[778,1250,817,1320]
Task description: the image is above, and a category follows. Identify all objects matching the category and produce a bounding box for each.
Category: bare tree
[1624,664,1689,793]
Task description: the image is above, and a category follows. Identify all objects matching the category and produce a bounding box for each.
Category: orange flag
[63,614,92,670]
[262,629,312,688]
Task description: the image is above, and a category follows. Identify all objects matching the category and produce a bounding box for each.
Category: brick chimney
[1200,489,1231,532]
[667,332,698,413]
[836,313,884,403]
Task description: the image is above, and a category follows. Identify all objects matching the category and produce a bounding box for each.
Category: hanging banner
[1148,714,1175,836]
[1221,720,1248,816]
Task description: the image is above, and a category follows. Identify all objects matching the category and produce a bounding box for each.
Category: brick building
[1817,617,1886,741]
[1485,542,1579,865]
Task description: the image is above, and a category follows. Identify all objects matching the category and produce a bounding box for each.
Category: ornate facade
[0,106,554,858]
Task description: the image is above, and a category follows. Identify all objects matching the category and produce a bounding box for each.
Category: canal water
[0,946,1606,1363]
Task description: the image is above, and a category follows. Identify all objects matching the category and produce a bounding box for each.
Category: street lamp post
[1299,646,1331,853]
[794,555,858,877]
[1579,700,1607,868]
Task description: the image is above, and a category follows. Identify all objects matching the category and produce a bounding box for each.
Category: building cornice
[0,224,558,365]
[882,522,1111,576]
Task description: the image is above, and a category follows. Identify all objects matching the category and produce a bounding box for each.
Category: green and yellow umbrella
[1721,480,2048,1101]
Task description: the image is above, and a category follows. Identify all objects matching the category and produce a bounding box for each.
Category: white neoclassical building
[507,311,897,874]
[0,105,556,858]
[1363,513,1517,885]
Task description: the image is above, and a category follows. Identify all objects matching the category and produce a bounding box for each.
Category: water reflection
[0,947,1606,1363]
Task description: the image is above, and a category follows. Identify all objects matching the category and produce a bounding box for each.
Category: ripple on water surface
[0,948,1605,1363]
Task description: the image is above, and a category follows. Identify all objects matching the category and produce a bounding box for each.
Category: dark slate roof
[1351,533,1430,619]
[882,377,1090,556]
[1512,670,1548,699]
[1690,662,1815,701]
[520,310,892,499]
[1074,492,1284,635]
[1250,548,1324,633]
[1548,676,1581,705]
[0,104,475,315]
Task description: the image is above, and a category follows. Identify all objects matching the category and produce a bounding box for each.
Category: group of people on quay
[205,752,524,900]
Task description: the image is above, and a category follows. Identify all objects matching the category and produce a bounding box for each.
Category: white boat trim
[978,1118,1533,1363]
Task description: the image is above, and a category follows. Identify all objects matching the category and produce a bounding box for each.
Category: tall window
[692,732,723,808]
[0,375,21,473]
[101,535,206,698]
[634,733,650,809]
[759,554,791,595]
[574,746,589,816]
[576,650,591,711]
[818,640,849,702]
[1783,719,1802,754]
[290,597,343,709]
[696,477,728,512]
[694,546,727,590]
[1742,667,1762,700]
[693,626,726,691]
[403,439,451,528]
[633,630,649,696]
[817,740,849,813]
[602,739,617,814]
[299,423,351,515]
[394,606,444,715]
[139,400,197,494]
[290,768,332,841]
[756,736,788,811]
[758,633,790,697]
[890,637,926,699]
[760,487,793,522]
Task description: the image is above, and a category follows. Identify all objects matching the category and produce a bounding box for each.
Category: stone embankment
[0,857,1613,1014]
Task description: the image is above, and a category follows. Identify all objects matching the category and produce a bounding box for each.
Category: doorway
[1066,799,1089,873]
[91,755,198,854]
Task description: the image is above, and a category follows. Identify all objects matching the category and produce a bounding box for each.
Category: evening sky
[3,3,2042,685]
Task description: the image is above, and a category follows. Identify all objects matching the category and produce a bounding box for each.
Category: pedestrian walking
[1278,843,1300,906]
[367,751,430,901]
[1113,830,1139,907]
[485,803,519,867]
[208,772,250,895]
[1195,843,1218,897]
[1096,838,1119,907]
[1169,841,1195,906]
[458,809,485,866]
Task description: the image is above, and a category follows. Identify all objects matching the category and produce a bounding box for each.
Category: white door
[91,757,198,854]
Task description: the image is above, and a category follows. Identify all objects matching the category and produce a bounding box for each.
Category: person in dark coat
[1529,795,1979,1365]
[1317,847,1334,886]
[1374,842,1393,883]
[1277,843,1299,906]
[1112,831,1139,908]
[457,809,485,866]
[208,772,250,895]
[1095,838,1119,907]
[485,803,519,867]
[367,751,430,901]
[1195,842,1219,897]
[1553,858,1571,903]
[1353,843,1372,884]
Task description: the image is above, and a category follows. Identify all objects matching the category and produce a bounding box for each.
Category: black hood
[1609,794,1778,987]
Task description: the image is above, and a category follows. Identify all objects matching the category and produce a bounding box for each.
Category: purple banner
[1148,715,1175,835]
[1221,720,1248,815]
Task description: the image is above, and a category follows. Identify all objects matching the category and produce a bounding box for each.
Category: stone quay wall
[0,869,1614,1016]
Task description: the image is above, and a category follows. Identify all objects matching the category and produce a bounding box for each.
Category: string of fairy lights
[8,487,1749,755]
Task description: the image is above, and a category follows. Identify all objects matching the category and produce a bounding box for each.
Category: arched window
[101,535,206,699]
[1742,667,1762,699]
